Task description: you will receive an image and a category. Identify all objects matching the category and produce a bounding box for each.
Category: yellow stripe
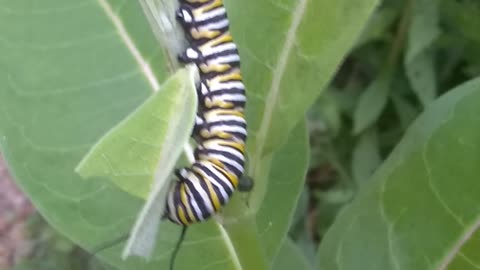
[208,72,242,85]
[204,139,245,153]
[180,184,196,222]
[200,129,234,140]
[200,63,231,73]
[177,205,189,225]
[207,108,244,118]
[200,33,233,51]
[191,29,221,40]
[194,167,222,211]
[199,0,223,13]
[205,99,234,109]
[219,140,245,153]
[210,161,239,188]
[193,0,223,18]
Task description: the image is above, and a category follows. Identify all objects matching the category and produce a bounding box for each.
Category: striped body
[165,0,248,225]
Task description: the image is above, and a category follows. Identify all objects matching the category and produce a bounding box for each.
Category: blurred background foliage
[1,0,480,268]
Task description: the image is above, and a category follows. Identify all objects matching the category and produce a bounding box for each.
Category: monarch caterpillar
[164,0,252,268]
[165,0,250,226]
[95,0,251,268]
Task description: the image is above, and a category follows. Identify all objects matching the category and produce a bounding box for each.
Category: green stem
[220,191,269,270]
[385,0,412,74]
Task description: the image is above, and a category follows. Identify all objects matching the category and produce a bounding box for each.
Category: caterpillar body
[164,0,249,226]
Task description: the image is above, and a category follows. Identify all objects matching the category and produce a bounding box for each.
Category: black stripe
[191,167,225,209]
[203,48,239,60]
[197,147,244,170]
[183,184,201,222]
[182,168,211,219]
[195,162,233,197]
[195,162,234,196]
[198,66,240,80]
[205,88,245,96]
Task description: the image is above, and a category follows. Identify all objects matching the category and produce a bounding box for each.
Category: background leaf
[351,127,381,185]
[271,238,312,270]
[352,75,390,134]
[404,0,440,106]
[318,77,480,270]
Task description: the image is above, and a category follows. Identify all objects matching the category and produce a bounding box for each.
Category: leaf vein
[96,0,160,91]
[437,217,480,269]
[422,144,465,227]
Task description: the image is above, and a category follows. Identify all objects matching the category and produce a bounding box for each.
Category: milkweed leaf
[351,128,381,185]
[74,65,198,259]
[352,75,390,134]
[272,238,312,270]
[75,65,198,200]
[318,77,480,270]
[404,0,440,106]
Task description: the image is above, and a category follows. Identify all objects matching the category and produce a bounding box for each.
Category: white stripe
[209,81,245,91]
[206,113,245,122]
[211,125,247,135]
[196,7,225,22]
[202,42,237,56]
[206,175,230,201]
[199,19,229,31]
[208,54,240,64]
[201,162,234,192]
[166,186,180,223]
[209,93,246,101]
[208,153,244,173]
[203,141,244,160]
[185,185,204,221]
[188,172,215,214]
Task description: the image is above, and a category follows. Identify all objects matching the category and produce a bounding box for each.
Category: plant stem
[386,0,413,73]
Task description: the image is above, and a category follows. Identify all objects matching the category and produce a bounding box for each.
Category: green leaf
[227,0,380,260]
[318,77,480,270]
[0,0,379,269]
[405,0,440,63]
[441,0,480,45]
[391,92,419,130]
[351,128,381,185]
[75,65,197,199]
[255,119,309,259]
[234,0,380,156]
[355,6,399,49]
[271,238,312,270]
[78,65,197,259]
[138,0,186,69]
[404,0,440,106]
[353,75,390,134]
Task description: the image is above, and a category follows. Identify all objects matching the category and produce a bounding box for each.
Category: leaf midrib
[96,0,160,91]
[249,0,308,189]
[438,217,480,269]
